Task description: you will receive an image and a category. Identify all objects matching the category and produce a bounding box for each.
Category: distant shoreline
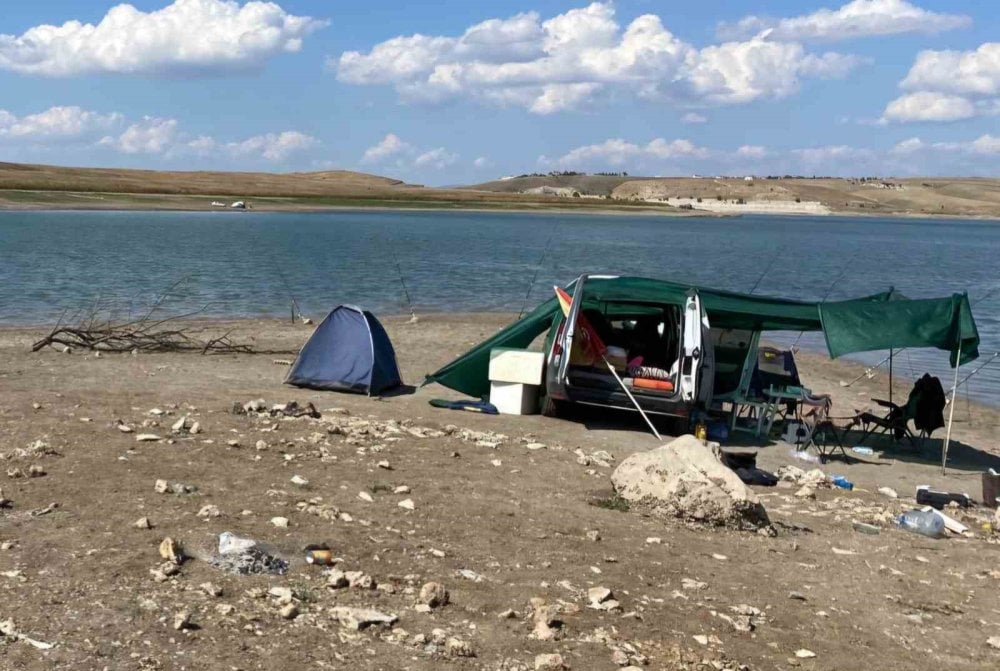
[2,196,999,221]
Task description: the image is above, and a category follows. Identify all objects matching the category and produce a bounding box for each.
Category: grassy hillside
[465,174,659,197]
[0,162,693,214]
[610,177,1000,217]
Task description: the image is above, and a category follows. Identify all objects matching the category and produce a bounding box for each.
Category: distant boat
[210,201,226,207]
[230,201,246,209]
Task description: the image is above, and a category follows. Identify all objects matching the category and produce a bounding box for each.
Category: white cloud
[473,156,491,168]
[892,134,1000,156]
[0,106,122,140]
[334,2,861,113]
[881,43,1000,123]
[681,112,707,124]
[100,116,178,154]
[554,137,710,167]
[227,131,318,161]
[791,144,874,165]
[414,147,458,169]
[0,0,327,77]
[901,43,999,95]
[718,0,970,42]
[359,133,457,171]
[737,145,768,158]
[362,133,411,164]
[882,91,977,122]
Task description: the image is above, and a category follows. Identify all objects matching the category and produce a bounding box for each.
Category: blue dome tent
[285,305,402,395]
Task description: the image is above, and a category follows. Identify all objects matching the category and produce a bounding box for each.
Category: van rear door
[678,291,703,402]
[545,274,588,400]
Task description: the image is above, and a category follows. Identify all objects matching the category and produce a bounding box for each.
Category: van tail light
[552,321,565,357]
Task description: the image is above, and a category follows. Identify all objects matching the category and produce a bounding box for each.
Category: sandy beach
[1,313,999,670]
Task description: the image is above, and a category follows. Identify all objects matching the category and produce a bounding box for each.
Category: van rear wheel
[541,396,564,418]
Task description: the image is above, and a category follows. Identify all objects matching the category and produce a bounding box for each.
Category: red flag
[554,286,607,360]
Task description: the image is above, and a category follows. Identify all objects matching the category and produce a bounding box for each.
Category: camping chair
[797,394,849,462]
[852,374,946,448]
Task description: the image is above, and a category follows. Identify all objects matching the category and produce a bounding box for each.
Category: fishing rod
[385,237,417,322]
[747,245,783,295]
[946,351,999,401]
[517,221,560,319]
[790,252,858,350]
[269,254,303,323]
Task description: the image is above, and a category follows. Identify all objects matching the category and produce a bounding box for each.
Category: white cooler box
[488,348,545,415]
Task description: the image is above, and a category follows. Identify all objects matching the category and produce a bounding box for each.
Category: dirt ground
[1,314,999,671]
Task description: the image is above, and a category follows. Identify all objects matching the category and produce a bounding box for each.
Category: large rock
[611,435,770,530]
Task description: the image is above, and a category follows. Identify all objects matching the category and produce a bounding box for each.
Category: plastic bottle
[897,509,945,538]
[831,475,854,490]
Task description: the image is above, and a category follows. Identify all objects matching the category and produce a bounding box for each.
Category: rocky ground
[1,314,999,670]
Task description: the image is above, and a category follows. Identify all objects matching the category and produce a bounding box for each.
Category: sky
[0,0,997,184]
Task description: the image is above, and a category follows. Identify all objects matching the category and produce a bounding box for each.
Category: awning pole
[602,356,662,441]
[888,348,893,406]
[941,349,961,476]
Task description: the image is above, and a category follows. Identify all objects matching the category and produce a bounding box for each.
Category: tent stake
[602,356,662,441]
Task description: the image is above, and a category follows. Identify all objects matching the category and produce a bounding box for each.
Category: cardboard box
[490,381,539,415]
[488,348,545,385]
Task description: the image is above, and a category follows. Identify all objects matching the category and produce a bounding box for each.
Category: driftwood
[31,281,291,355]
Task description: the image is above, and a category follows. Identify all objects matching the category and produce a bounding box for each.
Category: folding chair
[798,394,849,462]
[853,373,946,448]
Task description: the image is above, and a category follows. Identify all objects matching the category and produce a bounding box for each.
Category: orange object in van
[632,378,675,393]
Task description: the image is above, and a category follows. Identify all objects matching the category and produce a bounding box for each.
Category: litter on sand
[210,532,289,575]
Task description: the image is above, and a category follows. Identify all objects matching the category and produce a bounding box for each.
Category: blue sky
[0,0,997,184]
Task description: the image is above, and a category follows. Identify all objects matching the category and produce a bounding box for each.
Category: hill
[465,174,659,197]
[0,162,689,213]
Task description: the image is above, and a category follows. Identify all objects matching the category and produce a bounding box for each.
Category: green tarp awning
[423,276,978,398]
[819,293,979,366]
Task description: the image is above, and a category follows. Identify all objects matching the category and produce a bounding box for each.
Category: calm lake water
[2,209,998,404]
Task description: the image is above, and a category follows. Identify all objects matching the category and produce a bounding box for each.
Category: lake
[1,209,998,405]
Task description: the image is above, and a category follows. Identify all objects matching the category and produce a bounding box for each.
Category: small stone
[173,611,193,631]
[987,636,1000,650]
[329,606,397,630]
[290,475,309,486]
[418,582,449,608]
[712,554,728,561]
[279,603,299,620]
[255,440,268,450]
[394,485,411,494]
[136,434,161,442]
[27,465,45,478]
[226,439,240,447]
[795,484,817,499]
[117,423,134,433]
[682,578,708,590]
[158,537,183,564]
[446,637,475,658]
[171,417,187,433]
[498,608,517,619]
[358,491,374,502]
[216,604,235,616]
[878,486,898,498]
[795,649,817,659]
[526,442,547,450]
[586,530,601,542]
[200,582,223,597]
[271,516,290,528]
[430,548,445,558]
[377,460,392,470]
[398,498,415,510]
[326,569,349,589]
[154,479,169,493]
[587,586,612,605]
[645,537,662,545]
[534,653,567,670]
[345,571,376,589]
[789,591,807,601]
[189,421,201,435]
[134,517,152,529]
[693,635,709,645]
[197,504,221,518]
